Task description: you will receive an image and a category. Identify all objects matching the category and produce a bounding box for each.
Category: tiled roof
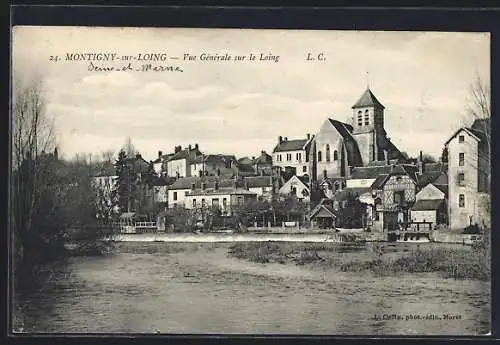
[327,119,363,167]
[434,184,448,196]
[350,165,392,179]
[169,176,234,190]
[245,176,273,188]
[371,174,389,189]
[188,187,257,197]
[416,171,443,188]
[310,199,338,219]
[238,157,253,165]
[168,148,202,163]
[273,139,308,153]
[332,187,371,202]
[411,199,445,211]
[352,88,385,109]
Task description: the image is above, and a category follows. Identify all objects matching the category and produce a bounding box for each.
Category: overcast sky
[12,27,490,162]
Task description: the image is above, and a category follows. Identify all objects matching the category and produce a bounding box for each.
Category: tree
[11,76,57,276]
[421,154,437,163]
[112,149,132,212]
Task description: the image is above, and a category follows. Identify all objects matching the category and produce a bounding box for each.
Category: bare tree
[101,150,115,164]
[123,136,136,158]
[11,75,57,273]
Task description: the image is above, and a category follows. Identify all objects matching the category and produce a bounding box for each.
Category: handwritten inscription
[48,51,326,73]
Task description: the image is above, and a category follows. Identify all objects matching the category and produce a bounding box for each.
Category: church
[310,87,407,181]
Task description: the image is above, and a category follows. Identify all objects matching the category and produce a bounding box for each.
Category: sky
[12,27,490,162]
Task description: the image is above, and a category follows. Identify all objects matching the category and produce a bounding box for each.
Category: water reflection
[13,242,490,335]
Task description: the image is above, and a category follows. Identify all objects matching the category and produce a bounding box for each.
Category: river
[13,242,490,335]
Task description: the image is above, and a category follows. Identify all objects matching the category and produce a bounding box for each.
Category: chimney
[252,156,255,160]
[188,145,191,152]
[418,150,424,174]
[195,143,199,150]
[158,150,162,158]
[307,133,310,140]
[175,146,181,153]
[278,136,283,144]
[191,183,196,190]
[136,153,141,160]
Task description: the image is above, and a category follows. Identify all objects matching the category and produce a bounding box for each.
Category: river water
[13,242,490,335]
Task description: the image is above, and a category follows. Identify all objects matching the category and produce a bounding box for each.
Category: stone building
[444,118,490,229]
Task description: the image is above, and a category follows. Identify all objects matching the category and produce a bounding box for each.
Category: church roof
[327,119,363,167]
[352,88,385,109]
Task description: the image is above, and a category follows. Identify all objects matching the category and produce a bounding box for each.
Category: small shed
[310,200,338,229]
[410,199,447,228]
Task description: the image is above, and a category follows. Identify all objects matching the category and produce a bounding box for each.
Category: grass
[228,240,490,281]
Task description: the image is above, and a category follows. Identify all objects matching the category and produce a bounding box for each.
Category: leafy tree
[112,149,135,213]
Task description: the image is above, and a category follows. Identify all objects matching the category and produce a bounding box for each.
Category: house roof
[310,199,337,219]
[327,119,363,167]
[238,157,253,165]
[254,151,273,164]
[153,176,176,186]
[351,165,392,179]
[273,139,308,153]
[416,171,444,188]
[169,176,232,190]
[332,187,371,202]
[187,187,257,197]
[434,184,448,196]
[371,174,389,189]
[153,153,174,164]
[411,199,445,211]
[245,176,273,188]
[168,148,202,163]
[352,88,385,109]
[193,154,237,165]
[444,127,486,146]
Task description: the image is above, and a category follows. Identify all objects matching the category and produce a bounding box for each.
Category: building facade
[272,135,314,177]
[445,119,490,229]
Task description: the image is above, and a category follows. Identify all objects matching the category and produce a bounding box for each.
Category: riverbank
[227,241,490,281]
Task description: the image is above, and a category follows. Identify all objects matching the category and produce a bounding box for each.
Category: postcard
[10,26,491,336]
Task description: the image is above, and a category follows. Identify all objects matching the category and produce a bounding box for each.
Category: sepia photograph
[10,26,491,335]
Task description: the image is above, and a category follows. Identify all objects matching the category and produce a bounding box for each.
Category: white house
[410,183,448,229]
[185,187,257,216]
[279,175,310,202]
[166,144,202,178]
[444,118,490,229]
[272,134,314,177]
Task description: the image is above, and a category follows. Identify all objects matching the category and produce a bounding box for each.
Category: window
[459,194,465,208]
[222,198,227,208]
[333,150,338,161]
[287,153,292,161]
[364,110,369,125]
[459,135,464,143]
[326,144,331,162]
[201,199,206,207]
[375,212,380,221]
[173,192,177,201]
[318,151,322,162]
[459,152,465,166]
[303,165,307,173]
[458,173,465,186]
[237,196,243,206]
[192,199,197,207]
[212,198,219,207]
[291,187,297,195]
[357,111,362,126]
[393,190,405,204]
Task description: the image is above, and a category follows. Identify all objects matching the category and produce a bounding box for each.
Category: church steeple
[352,87,385,110]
